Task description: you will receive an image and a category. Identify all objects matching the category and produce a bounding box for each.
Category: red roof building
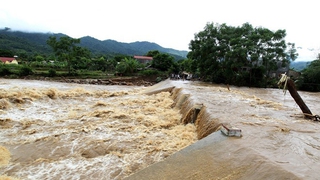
[133,56,153,64]
[0,57,18,64]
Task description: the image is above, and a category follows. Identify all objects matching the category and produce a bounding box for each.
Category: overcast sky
[0,0,319,61]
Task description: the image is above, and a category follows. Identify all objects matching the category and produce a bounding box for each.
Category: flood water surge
[1,78,320,179]
[127,79,320,180]
[0,79,197,180]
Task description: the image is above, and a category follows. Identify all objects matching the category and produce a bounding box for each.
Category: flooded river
[128,80,320,180]
[0,79,197,180]
[1,78,320,179]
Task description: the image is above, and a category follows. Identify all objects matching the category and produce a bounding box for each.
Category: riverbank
[3,75,159,87]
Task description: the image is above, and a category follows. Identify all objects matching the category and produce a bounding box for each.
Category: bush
[0,65,11,76]
[29,61,43,68]
[139,69,160,76]
[115,62,127,75]
[19,66,33,76]
[48,68,57,77]
[297,60,320,92]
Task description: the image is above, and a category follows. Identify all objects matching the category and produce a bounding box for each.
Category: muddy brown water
[1,78,320,179]
[128,80,320,180]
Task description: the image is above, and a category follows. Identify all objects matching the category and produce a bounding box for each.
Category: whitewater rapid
[0,79,197,180]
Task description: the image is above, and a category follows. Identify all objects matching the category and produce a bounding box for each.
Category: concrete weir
[127,79,302,180]
[125,133,299,180]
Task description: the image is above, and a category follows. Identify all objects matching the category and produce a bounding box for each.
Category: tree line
[1,22,320,91]
[187,22,299,87]
[186,22,320,91]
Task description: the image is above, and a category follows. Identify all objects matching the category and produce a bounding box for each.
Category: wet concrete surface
[126,132,300,180]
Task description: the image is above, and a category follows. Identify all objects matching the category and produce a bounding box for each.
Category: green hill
[290,61,311,71]
[0,29,188,60]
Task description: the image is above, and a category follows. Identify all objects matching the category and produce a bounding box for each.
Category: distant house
[133,56,153,64]
[0,57,18,64]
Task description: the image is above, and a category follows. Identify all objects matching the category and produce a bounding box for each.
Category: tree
[114,54,131,62]
[188,22,297,87]
[89,57,108,71]
[178,58,196,74]
[105,58,117,71]
[0,49,14,57]
[115,57,140,75]
[35,55,45,62]
[286,43,298,61]
[297,60,320,92]
[146,50,175,71]
[47,36,89,74]
[70,46,91,70]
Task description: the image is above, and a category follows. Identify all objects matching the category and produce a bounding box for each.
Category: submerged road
[126,79,320,179]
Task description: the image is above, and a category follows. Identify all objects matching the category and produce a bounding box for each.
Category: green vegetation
[146,50,176,71]
[47,36,91,74]
[0,28,185,82]
[188,22,298,87]
[0,35,172,81]
[115,57,141,75]
[297,59,320,91]
[0,65,12,76]
[1,25,320,91]
[0,64,33,76]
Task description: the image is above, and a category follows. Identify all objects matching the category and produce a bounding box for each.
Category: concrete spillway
[127,79,320,179]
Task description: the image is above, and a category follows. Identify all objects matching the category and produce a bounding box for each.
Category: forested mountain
[0,29,188,59]
[290,61,311,71]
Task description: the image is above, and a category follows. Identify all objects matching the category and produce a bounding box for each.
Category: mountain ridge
[0,29,188,59]
[290,61,311,71]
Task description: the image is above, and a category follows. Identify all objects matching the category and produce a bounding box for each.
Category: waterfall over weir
[128,79,320,180]
[143,79,235,142]
[172,88,221,140]
[142,79,223,140]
